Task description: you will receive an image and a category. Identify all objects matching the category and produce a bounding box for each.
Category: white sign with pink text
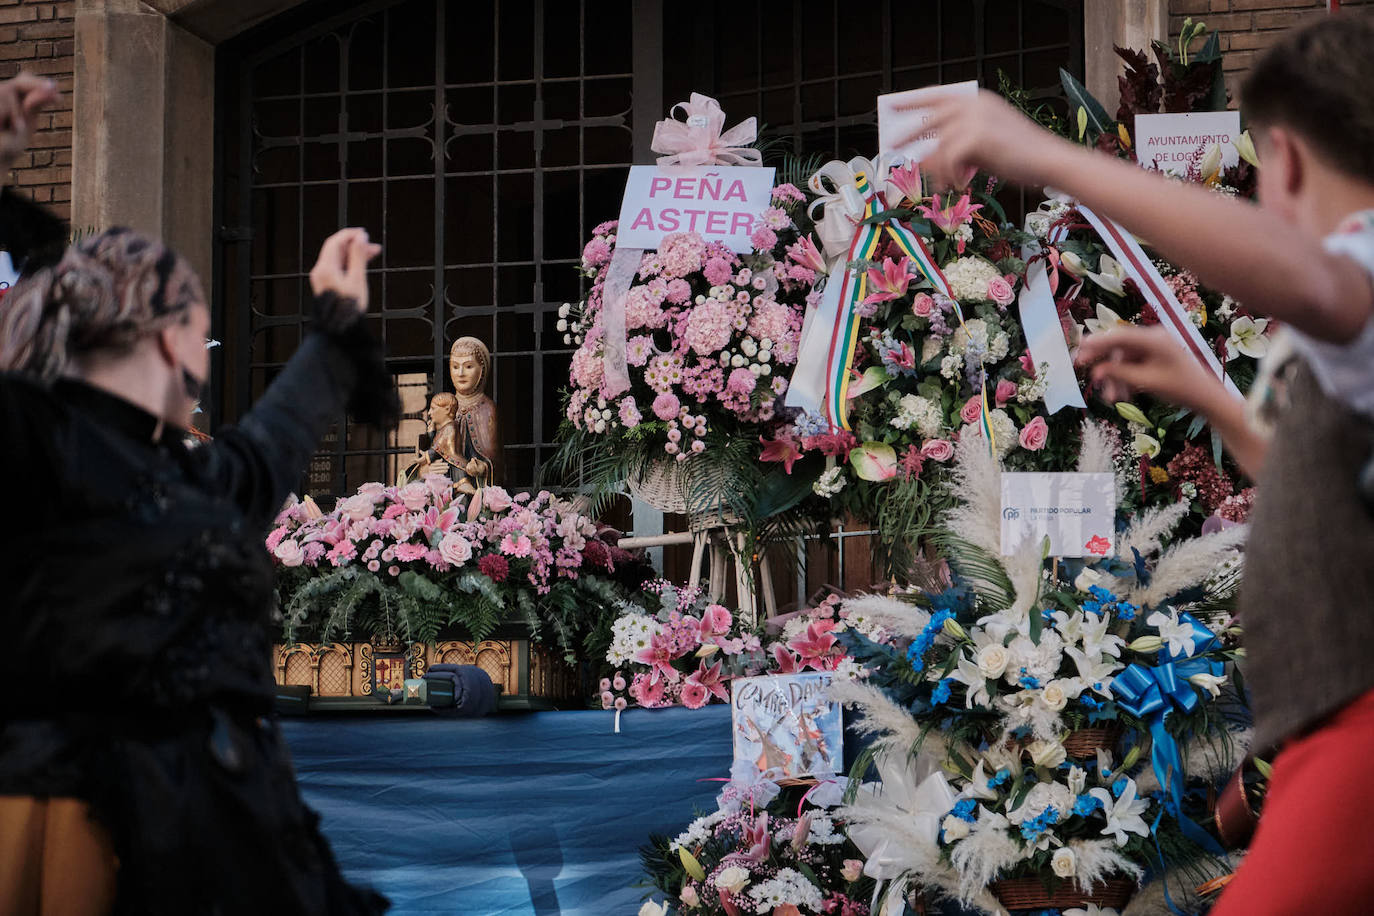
[615,165,777,254]
[1134,111,1240,176]
[877,79,980,163]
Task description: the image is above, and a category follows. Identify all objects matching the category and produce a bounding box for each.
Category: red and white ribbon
[1075,204,1242,399]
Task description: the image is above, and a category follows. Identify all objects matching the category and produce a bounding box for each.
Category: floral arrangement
[638,774,873,916]
[549,178,825,540]
[600,585,894,711]
[828,424,1250,915]
[270,478,650,661]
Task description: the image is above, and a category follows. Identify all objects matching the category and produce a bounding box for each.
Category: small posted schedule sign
[1000,472,1116,558]
[615,165,777,254]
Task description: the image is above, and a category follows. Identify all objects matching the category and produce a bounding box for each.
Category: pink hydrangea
[746,299,792,344]
[652,392,681,421]
[683,298,734,356]
[659,232,707,278]
[624,286,664,330]
[569,345,605,390]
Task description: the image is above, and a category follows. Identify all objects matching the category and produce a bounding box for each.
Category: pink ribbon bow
[650,92,762,168]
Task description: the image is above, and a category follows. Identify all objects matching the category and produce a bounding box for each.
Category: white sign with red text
[615,165,777,253]
[877,79,980,163]
[1134,111,1240,176]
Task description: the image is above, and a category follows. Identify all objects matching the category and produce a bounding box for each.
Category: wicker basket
[1062,723,1125,759]
[627,459,740,530]
[990,876,1135,910]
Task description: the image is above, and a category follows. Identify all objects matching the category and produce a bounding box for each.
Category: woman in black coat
[0,73,393,915]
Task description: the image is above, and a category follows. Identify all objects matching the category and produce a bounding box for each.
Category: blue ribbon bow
[1111,610,1226,912]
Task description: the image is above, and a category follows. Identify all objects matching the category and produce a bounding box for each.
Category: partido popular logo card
[615,165,777,254]
[731,672,843,781]
[1000,471,1116,558]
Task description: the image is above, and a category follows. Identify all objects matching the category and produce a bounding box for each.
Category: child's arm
[1076,326,1268,480]
[902,89,1374,344]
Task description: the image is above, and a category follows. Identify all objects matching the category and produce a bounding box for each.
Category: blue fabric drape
[281,706,734,915]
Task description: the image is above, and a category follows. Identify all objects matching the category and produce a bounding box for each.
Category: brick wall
[1168,0,1374,105]
[0,1,74,221]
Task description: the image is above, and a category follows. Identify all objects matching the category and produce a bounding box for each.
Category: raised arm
[195,230,398,529]
[0,74,66,272]
[905,88,1374,344]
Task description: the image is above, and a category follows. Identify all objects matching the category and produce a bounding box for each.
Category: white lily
[1132,433,1161,459]
[1066,647,1122,697]
[1089,778,1151,846]
[1083,303,1128,335]
[1087,255,1127,297]
[1200,143,1223,182]
[1067,764,1088,797]
[963,759,1001,801]
[949,648,993,708]
[1059,250,1090,277]
[1146,608,1199,658]
[1228,315,1270,359]
[1189,671,1228,698]
[1079,612,1126,660]
[1234,130,1260,168]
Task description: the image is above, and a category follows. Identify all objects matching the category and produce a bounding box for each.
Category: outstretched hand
[1075,325,1221,411]
[309,228,382,312]
[0,73,62,179]
[891,87,1067,192]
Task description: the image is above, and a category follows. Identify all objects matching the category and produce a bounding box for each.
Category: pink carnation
[581,237,612,269]
[703,256,734,286]
[726,367,757,395]
[665,278,692,304]
[265,526,288,552]
[327,540,357,566]
[651,392,681,421]
[749,225,778,251]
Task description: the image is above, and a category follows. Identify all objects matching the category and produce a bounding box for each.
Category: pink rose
[987,275,1016,306]
[1019,416,1049,451]
[995,379,1017,407]
[397,482,430,511]
[921,439,955,462]
[273,538,304,567]
[960,396,983,425]
[651,392,681,421]
[911,293,936,317]
[358,482,387,499]
[482,486,513,513]
[438,532,473,566]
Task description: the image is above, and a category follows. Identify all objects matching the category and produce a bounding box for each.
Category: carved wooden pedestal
[273,624,583,712]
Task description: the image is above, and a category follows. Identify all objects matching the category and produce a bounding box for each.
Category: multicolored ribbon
[817,172,996,450]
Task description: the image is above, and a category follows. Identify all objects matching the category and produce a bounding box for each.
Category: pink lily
[917,193,984,251]
[686,659,729,704]
[788,621,839,669]
[771,643,801,674]
[740,812,771,862]
[759,430,803,474]
[883,341,917,372]
[861,256,913,305]
[887,161,923,207]
[786,235,828,275]
[633,632,682,684]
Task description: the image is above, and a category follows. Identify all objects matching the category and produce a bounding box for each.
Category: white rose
[273,538,304,567]
[941,814,970,842]
[638,902,669,916]
[1027,739,1067,769]
[714,865,750,894]
[977,644,1010,679]
[1041,680,1070,712]
[1051,846,1077,879]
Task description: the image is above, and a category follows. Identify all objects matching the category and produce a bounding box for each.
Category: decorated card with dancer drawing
[731,672,843,781]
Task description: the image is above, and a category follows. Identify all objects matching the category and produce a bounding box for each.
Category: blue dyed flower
[1073,793,1102,816]
[1114,600,1139,621]
[1079,695,1102,710]
[951,798,978,822]
[989,768,1011,788]
[932,678,954,705]
[1082,600,1104,615]
[1019,675,1041,689]
[1089,585,1116,602]
[1113,777,1129,798]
